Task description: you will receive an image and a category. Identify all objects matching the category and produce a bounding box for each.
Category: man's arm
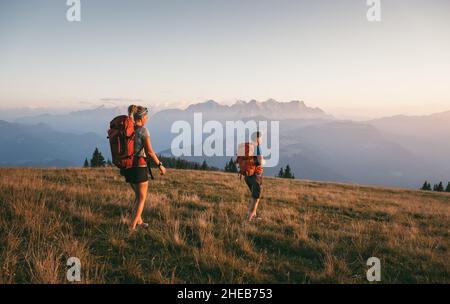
[255,144,265,166]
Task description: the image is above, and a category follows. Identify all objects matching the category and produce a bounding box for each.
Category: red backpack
[107,115,137,169]
[236,142,262,176]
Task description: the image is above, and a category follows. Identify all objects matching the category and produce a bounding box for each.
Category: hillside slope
[0,168,449,283]
[0,120,109,167]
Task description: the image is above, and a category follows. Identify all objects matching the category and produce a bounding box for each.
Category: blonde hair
[128,105,138,123]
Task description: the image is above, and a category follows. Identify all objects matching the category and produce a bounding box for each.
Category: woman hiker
[125,105,166,231]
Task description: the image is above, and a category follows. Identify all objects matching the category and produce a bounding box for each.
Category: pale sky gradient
[0,0,449,119]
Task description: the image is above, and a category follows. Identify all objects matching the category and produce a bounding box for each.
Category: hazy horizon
[1,0,449,119]
[0,98,449,121]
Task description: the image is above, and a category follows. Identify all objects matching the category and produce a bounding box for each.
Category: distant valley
[2,99,449,188]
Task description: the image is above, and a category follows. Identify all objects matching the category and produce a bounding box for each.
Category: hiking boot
[137,222,149,229]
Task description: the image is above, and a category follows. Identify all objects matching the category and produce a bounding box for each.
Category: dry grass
[0,168,449,283]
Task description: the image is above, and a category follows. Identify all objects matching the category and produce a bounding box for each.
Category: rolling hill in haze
[0,120,109,167]
[14,105,125,136]
[368,111,450,138]
[3,99,450,188]
[367,112,450,172]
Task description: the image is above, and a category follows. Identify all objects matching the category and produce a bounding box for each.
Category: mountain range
[2,99,449,188]
[184,99,332,120]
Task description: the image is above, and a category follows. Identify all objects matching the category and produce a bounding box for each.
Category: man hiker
[236,131,265,222]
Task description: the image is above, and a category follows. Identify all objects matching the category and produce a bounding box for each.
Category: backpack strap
[133,126,144,156]
[132,126,145,167]
[132,126,154,180]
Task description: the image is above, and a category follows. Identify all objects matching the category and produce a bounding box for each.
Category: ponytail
[128,105,138,123]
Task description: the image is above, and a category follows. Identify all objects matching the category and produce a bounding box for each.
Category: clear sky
[0,0,449,118]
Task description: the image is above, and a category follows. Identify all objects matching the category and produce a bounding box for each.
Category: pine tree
[106,159,112,167]
[277,167,284,178]
[141,155,218,171]
[90,148,106,168]
[433,182,444,192]
[421,181,427,190]
[83,158,89,168]
[224,158,237,173]
[230,158,236,173]
[176,158,182,169]
[446,182,450,193]
[284,165,294,179]
[421,181,431,191]
[277,165,296,179]
[200,160,208,171]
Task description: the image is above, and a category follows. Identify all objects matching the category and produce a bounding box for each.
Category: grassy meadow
[0,167,449,283]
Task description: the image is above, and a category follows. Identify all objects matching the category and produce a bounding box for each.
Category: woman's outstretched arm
[144,131,166,175]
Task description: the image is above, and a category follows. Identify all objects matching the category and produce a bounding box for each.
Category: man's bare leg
[247,198,260,221]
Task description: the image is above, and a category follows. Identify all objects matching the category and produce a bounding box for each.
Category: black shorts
[244,174,263,199]
[123,167,148,184]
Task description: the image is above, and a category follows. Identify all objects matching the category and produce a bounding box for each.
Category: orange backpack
[236,143,262,176]
[107,115,137,169]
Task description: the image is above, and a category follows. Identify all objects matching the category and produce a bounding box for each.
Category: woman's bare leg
[129,183,143,224]
[130,187,145,225]
[132,183,145,225]
[130,184,137,207]
[130,181,148,230]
